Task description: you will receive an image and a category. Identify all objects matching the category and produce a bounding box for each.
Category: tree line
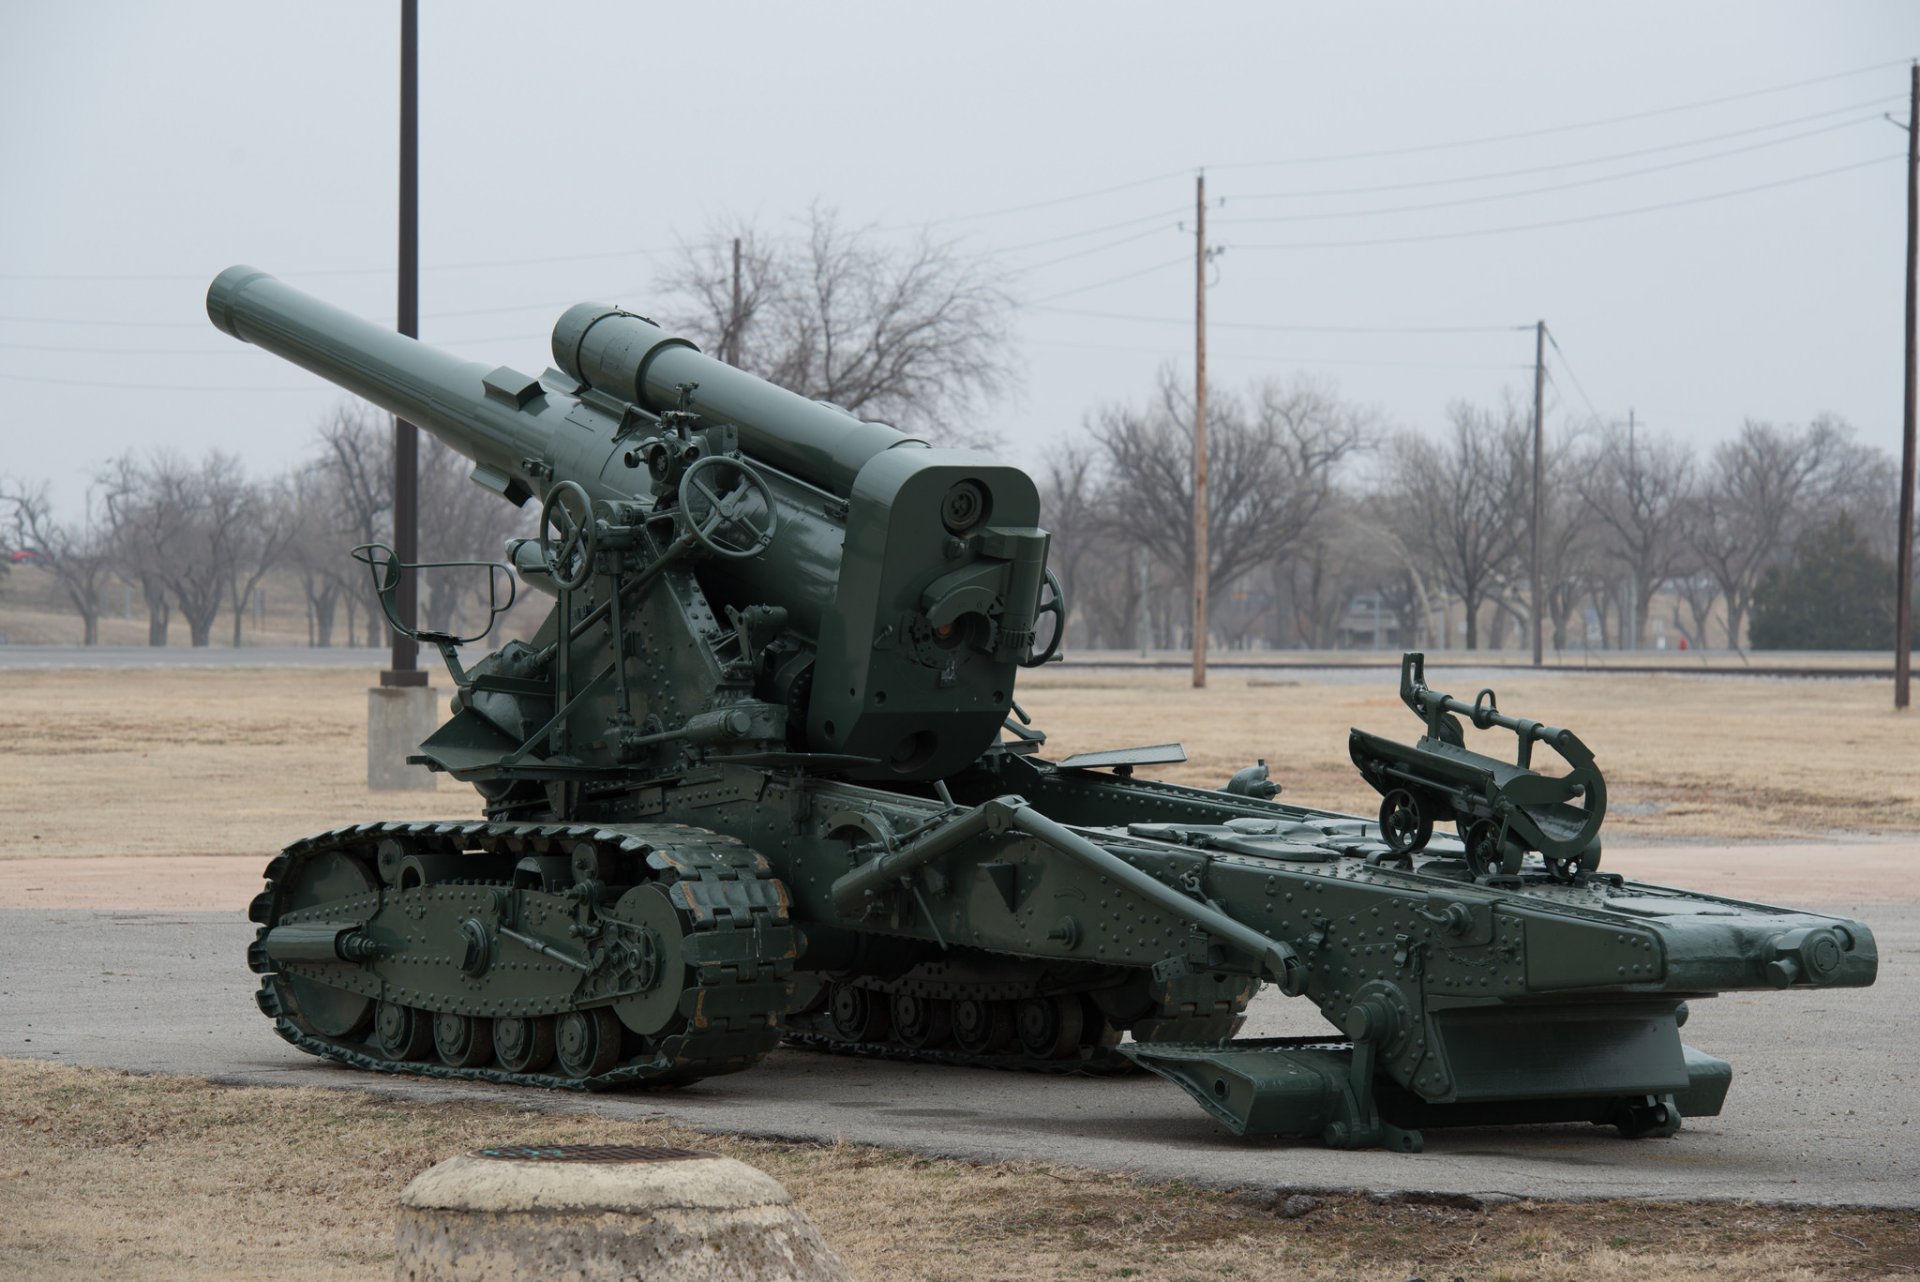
[1,406,528,647]
[1045,378,1910,653]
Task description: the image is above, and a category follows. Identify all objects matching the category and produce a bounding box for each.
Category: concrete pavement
[3,892,1910,1207]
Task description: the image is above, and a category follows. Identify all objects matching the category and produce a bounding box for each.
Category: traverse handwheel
[1019,568,1067,668]
[678,454,778,560]
[538,480,597,590]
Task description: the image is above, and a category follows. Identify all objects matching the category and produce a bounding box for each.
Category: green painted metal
[212,267,1878,1149]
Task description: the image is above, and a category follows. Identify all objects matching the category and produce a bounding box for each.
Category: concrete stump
[368,684,438,791]
[395,1144,853,1282]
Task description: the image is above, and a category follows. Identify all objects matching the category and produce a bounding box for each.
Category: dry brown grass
[0,667,480,859]
[2,663,1916,861]
[1,1059,1912,1282]
[1014,667,1920,841]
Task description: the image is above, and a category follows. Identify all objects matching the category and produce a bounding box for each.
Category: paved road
[3,898,1910,1206]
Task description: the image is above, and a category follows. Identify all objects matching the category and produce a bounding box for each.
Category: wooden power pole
[1531,319,1545,668]
[1897,62,1917,710]
[1192,170,1210,689]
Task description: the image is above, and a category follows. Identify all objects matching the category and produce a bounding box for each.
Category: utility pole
[1897,61,1917,710]
[385,0,422,690]
[1192,170,1210,689]
[728,235,743,366]
[1531,319,1546,667]
[369,0,433,790]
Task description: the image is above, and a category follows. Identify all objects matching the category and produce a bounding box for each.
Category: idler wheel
[827,983,890,1043]
[609,884,689,1039]
[372,1001,433,1061]
[1015,995,1085,1060]
[433,1012,494,1069]
[555,1008,622,1079]
[279,849,378,1039]
[1378,788,1433,854]
[952,999,1013,1054]
[493,1016,556,1074]
[1464,821,1524,878]
[890,994,952,1050]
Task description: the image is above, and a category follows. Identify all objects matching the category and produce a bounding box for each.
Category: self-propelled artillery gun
[212,266,1876,1150]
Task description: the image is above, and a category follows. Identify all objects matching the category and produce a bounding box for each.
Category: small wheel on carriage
[1377,788,1434,855]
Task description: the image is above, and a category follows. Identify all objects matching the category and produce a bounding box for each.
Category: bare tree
[1090,371,1373,621]
[417,436,535,636]
[1684,416,1871,650]
[1,480,117,645]
[655,207,1017,444]
[1573,422,1696,649]
[314,403,394,646]
[1383,400,1530,650]
[226,474,299,647]
[99,453,183,646]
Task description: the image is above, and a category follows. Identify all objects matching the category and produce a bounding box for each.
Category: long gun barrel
[207,266,923,501]
[207,266,1051,780]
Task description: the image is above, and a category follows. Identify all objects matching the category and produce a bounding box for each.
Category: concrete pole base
[396,1145,852,1282]
[368,684,439,791]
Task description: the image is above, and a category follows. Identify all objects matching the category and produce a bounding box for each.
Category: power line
[1029,254,1191,303]
[1028,303,1529,334]
[992,206,1188,254]
[0,371,321,392]
[1227,96,1900,201]
[1206,57,1914,170]
[1231,154,1901,249]
[901,169,1191,228]
[0,287,646,330]
[1214,114,1884,226]
[1013,224,1183,273]
[0,248,670,285]
[1543,328,1605,424]
[1027,337,1531,372]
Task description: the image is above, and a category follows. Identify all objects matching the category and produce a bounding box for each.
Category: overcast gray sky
[2,1,1914,517]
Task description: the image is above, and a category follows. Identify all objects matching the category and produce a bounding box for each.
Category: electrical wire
[1028,304,1535,335]
[1543,327,1605,423]
[1012,224,1183,273]
[898,169,1192,229]
[0,248,670,284]
[1230,154,1901,250]
[0,371,321,391]
[1029,255,1191,303]
[1214,114,1885,226]
[1225,95,1901,201]
[1205,57,1914,170]
[0,287,646,330]
[1027,337,1533,372]
[991,206,1188,254]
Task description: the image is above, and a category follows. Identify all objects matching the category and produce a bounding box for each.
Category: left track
[248,819,795,1091]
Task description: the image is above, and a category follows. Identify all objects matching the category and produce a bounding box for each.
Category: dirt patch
[2,1060,1913,1282]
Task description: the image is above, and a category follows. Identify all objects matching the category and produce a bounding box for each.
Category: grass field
[2,1060,1914,1282]
[3,663,1915,859]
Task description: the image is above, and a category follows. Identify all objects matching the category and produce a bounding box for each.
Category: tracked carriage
[214,267,1877,1150]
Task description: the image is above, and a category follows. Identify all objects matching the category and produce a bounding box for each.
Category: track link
[250,819,792,1091]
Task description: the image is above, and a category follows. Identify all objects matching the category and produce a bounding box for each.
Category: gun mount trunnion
[213,266,1876,1151]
